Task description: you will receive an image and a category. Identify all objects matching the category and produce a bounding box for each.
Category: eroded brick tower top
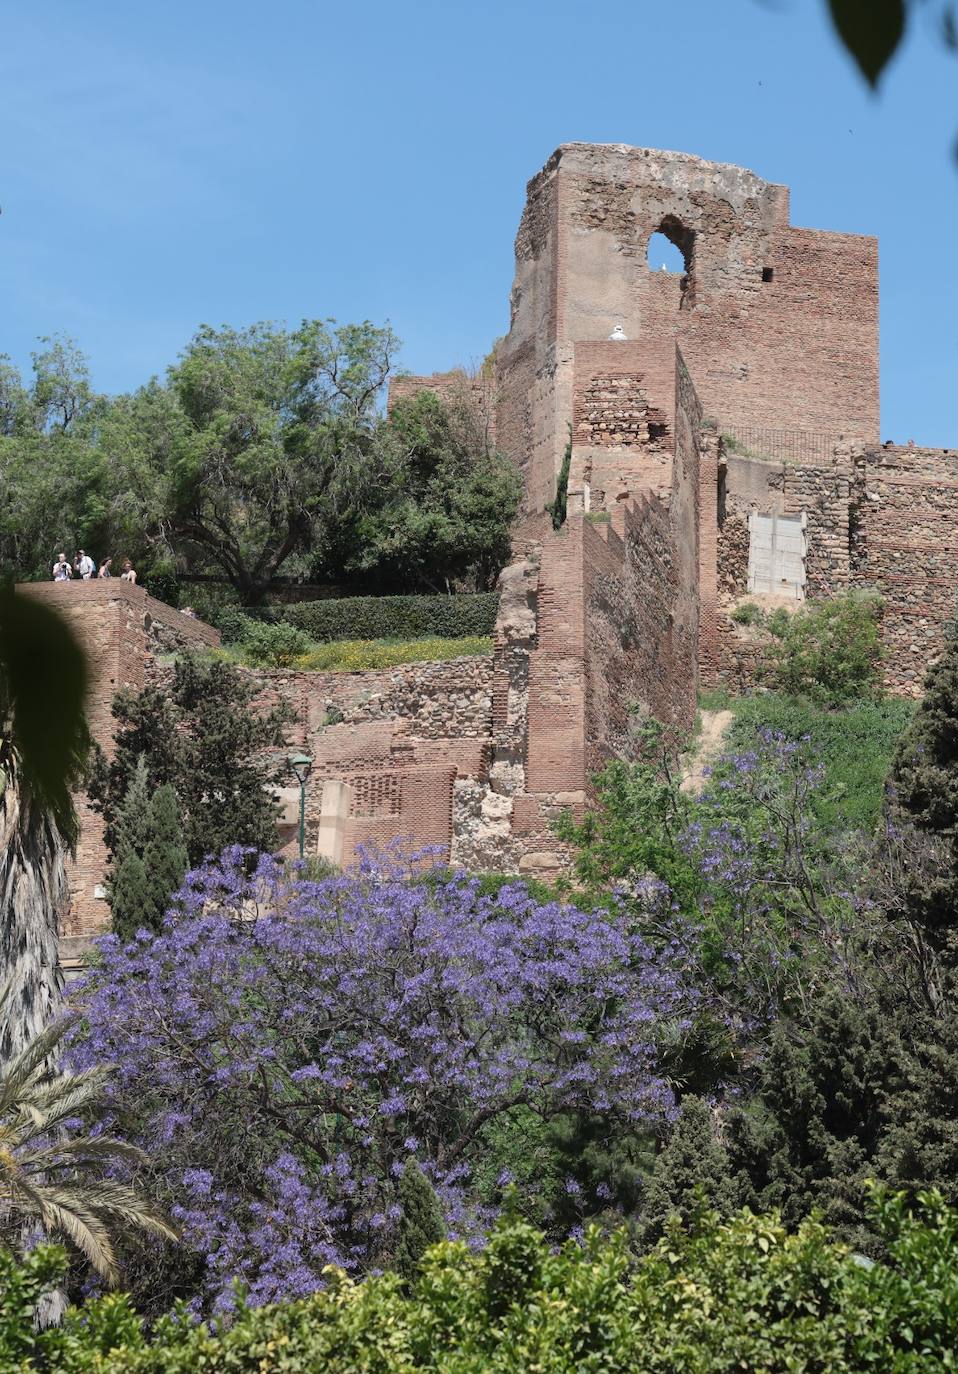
[496,143,879,512]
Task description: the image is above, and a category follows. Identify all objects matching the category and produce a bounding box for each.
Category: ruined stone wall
[851,445,958,694]
[701,441,958,695]
[567,339,674,512]
[496,162,566,514]
[146,655,497,865]
[555,144,878,442]
[704,445,855,690]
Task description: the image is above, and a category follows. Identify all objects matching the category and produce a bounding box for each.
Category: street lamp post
[288,752,313,860]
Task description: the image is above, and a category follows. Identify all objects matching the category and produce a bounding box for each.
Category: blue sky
[2,0,956,444]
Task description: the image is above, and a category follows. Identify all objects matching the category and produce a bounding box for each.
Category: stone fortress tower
[494,142,879,516]
[33,144,958,946]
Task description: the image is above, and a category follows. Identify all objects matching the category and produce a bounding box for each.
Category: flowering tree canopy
[71,851,690,1312]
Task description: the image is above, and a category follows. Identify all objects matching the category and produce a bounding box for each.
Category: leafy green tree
[105,320,398,605]
[89,651,291,866]
[392,1159,446,1284]
[765,593,883,706]
[331,388,521,594]
[0,339,112,584]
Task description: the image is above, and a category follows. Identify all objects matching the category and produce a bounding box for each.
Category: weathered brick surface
[16,582,220,936]
[851,446,958,694]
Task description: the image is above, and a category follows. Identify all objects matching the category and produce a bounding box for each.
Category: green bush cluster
[272,592,499,643]
[5,1192,956,1372]
[240,620,311,668]
[729,599,766,626]
[764,592,883,705]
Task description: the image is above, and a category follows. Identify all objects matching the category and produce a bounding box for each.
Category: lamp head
[289,752,313,785]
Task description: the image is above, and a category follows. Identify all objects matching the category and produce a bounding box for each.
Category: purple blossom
[68,850,689,1312]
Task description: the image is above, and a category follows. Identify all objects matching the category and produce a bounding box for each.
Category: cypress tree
[110,851,152,943]
[109,770,187,940]
[640,1096,736,1244]
[892,631,958,952]
[392,1159,446,1284]
[139,784,188,931]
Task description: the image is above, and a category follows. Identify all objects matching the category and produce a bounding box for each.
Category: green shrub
[730,600,765,626]
[7,1192,958,1371]
[293,635,492,672]
[207,605,254,645]
[241,620,311,668]
[272,592,499,643]
[765,592,883,705]
[725,692,912,832]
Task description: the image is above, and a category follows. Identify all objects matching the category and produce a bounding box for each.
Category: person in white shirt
[52,552,72,581]
[75,550,96,579]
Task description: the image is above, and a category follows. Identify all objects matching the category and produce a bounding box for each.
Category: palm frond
[15,1136,150,1173]
[0,1013,78,1109]
[33,1196,119,1285]
[41,1179,179,1245]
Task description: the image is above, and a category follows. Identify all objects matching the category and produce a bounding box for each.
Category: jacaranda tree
[70,850,691,1313]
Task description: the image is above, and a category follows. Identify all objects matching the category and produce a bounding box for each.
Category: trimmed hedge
[6,1191,958,1371]
[271,593,499,643]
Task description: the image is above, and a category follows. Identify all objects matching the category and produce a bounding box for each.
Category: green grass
[292,635,492,671]
[715,692,914,832]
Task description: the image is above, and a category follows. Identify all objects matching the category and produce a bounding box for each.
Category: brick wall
[16,582,220,938]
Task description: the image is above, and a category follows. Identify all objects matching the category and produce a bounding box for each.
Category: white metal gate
[747,511,807,598]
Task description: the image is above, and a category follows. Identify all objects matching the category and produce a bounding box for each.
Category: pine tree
[88,652,292,867]
[392,1159,445,1284]
[640,1096,736,1244]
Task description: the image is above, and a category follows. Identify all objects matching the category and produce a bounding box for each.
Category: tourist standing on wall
[75,550,96,579]
[120,560,137,584]
[98,558,113,578]
[52,552,72,581]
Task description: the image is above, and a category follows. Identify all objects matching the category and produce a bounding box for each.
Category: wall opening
[646,216,695,307]
[762,266,775,283]
[717,462,727,528]
[647,232,686,274]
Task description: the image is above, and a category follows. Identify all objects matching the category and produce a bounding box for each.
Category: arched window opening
[646,216,696,307]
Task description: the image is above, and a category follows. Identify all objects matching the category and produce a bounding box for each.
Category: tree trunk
[0,752,65,1062]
